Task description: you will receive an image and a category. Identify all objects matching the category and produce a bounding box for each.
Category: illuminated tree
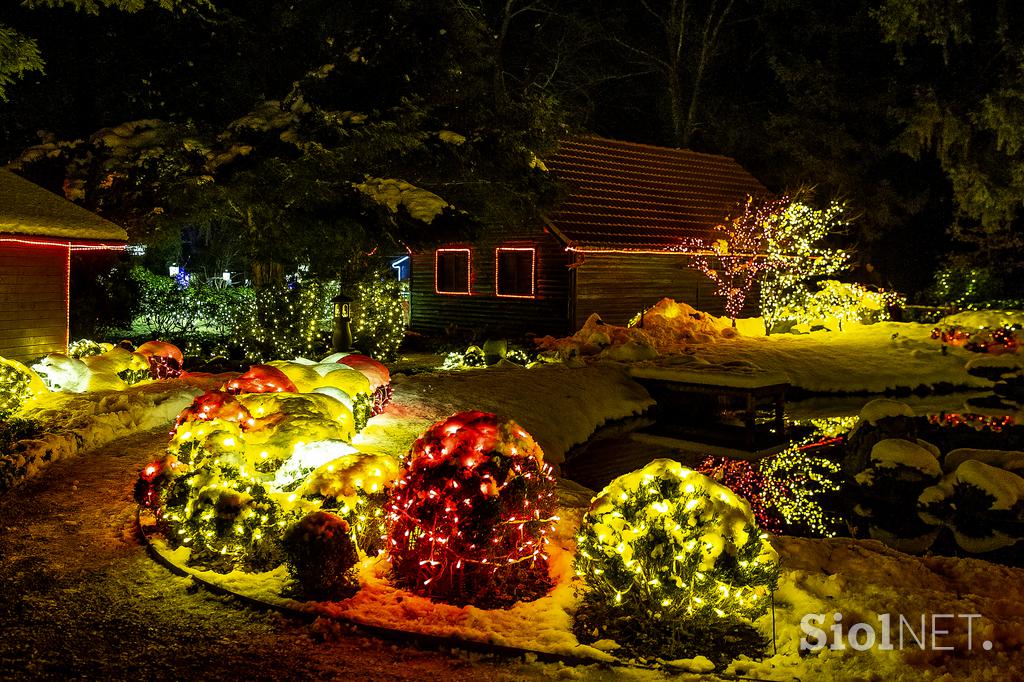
[685,194,788,322]
[759,198,851,332]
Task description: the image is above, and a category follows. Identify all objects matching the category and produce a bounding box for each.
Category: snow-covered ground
[150,526,1024,680]
[356,364,654,466]
[639,321,993,394]
[2,375,223,490]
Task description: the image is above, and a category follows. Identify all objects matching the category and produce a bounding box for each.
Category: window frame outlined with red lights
[494,246,536,299]
[434,247,473,295]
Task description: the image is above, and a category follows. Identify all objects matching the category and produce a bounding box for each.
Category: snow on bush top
[588,458,777,571]
[954,460,1024,510]
[297,450,399,503]
[944,448,1024,474]
[940,309,1024,330]
[859,398,915,425]
[869,438,942,476]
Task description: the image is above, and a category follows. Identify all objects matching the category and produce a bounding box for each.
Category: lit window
[435,248,471,295]
[495,247,535,298]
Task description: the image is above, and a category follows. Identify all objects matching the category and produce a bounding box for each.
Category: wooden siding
[572,252,758,328]
[0,243,66,361]
[410,225,572,336]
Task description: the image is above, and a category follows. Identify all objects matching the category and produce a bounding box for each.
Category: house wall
[0,243,67,361]
[410,225,572,336]
[571,252,758,328]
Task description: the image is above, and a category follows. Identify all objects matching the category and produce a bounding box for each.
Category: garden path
[0,426,567,681]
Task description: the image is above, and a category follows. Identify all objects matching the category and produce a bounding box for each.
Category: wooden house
[409,136,767,336]
[0,170,127,361]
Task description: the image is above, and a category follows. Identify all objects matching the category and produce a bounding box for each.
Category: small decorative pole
[331,292,354,352]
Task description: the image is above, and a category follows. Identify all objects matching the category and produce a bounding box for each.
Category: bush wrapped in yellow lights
[573,459,780,667]
[143,357,396,576]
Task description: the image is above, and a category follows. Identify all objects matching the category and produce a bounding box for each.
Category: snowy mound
[534,299,741,362]
[859,398,915,425]
[869,438,941,476]
[944,448,1024,474]
[939,309,1024,330]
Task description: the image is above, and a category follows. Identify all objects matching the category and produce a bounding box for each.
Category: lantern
[331,292,355,352]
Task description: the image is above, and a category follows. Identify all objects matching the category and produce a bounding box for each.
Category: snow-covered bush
[136,340,184,379]
[283,511,359,600]
[386,411,558,608]
[573,459,779,666]
[919,459,1024,553]
[851,438,943,553]
[297,451,399,555]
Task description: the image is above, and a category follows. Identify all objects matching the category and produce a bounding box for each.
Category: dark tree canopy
[3,0,1024,297]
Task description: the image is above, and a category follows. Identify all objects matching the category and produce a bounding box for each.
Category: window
[495,247,535,298]
[435,248,471,295]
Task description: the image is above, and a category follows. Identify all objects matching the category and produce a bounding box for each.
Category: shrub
[283,511,360,600]
[573,459,779,667]
[0,360,34,420]
[386,411,558,608]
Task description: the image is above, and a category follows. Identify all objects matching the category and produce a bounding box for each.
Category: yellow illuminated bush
[573,459,779,666]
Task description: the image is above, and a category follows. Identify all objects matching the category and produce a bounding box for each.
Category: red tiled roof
[545,136,766,251]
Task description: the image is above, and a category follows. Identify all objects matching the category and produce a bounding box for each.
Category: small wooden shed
[0,170,127,361]
[409,136,766,336]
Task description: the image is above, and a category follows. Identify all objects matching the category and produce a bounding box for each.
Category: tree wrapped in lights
[231,282,335,363]
[685,195,789,321]
[573,459,779,666]
[386,411,558,608]
[759,199,850,333]
[352,276,406,362]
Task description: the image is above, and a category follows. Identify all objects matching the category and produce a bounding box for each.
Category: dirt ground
[0,426,577,681]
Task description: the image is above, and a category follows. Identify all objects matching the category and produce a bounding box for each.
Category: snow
[953,460,1024,510]
[940,309,1024,330]
[860,398,915,425]
[538,304,993,394]
[944,448,1024,474]
[869,439,942,477]
[3,375,221,490]
[353,177,449,224]
[354,364,654,466]
[628,356,790,388]
[150,529,1024,681]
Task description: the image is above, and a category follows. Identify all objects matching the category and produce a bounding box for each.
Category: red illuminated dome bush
[174,391,255,430]
[386,411,558,607]
[225,364,298,394]
[136,340,184,379]
[337,354,392,415]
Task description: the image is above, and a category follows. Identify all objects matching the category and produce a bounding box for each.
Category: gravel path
[0,426,577,681]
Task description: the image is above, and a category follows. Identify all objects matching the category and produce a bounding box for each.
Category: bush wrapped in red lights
[386,411,558,608]
[696,456,784,533]
[225,364,298,394]
[174,390,256,430]
[136,341,184,379]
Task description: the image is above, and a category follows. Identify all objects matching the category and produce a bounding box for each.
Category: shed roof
[545,136,766,251]
[0,169,128,242]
